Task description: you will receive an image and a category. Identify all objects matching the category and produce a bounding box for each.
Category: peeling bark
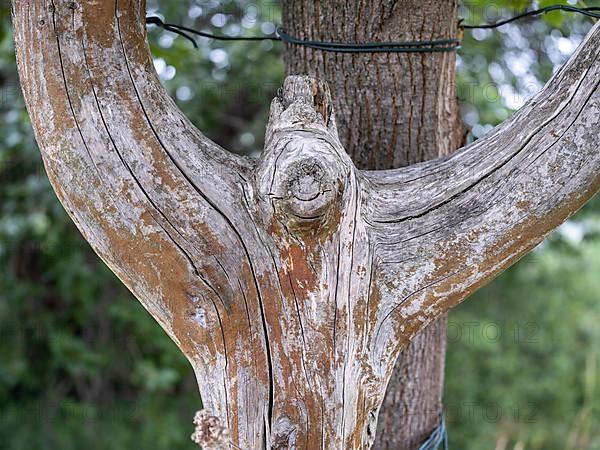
[13,0,600,448]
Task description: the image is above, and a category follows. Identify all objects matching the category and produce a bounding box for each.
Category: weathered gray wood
[13,0,271,446]
[13,0,600,448]
[361,23,600,361]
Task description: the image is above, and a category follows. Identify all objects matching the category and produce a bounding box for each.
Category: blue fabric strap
[418,415,448,450]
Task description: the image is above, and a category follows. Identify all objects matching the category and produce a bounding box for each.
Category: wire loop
[146,5,600,53]
[276,28,460,53]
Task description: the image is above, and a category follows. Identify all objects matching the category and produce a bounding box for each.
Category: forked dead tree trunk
[13,1,600,449]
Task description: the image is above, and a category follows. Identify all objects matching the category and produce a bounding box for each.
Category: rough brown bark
[282,0,463,170]
[282,1,462,447]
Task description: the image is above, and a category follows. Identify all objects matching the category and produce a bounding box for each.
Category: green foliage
[0,1,598,449]
[446,235,600,448]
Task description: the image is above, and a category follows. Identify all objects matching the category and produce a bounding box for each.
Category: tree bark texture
[13,0,600,449]
[282,1,461,447]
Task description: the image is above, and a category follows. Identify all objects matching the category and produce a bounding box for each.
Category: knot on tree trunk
[258,76,353,233]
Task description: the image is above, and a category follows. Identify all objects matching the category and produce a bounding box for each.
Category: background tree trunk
[282,1,463,447]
